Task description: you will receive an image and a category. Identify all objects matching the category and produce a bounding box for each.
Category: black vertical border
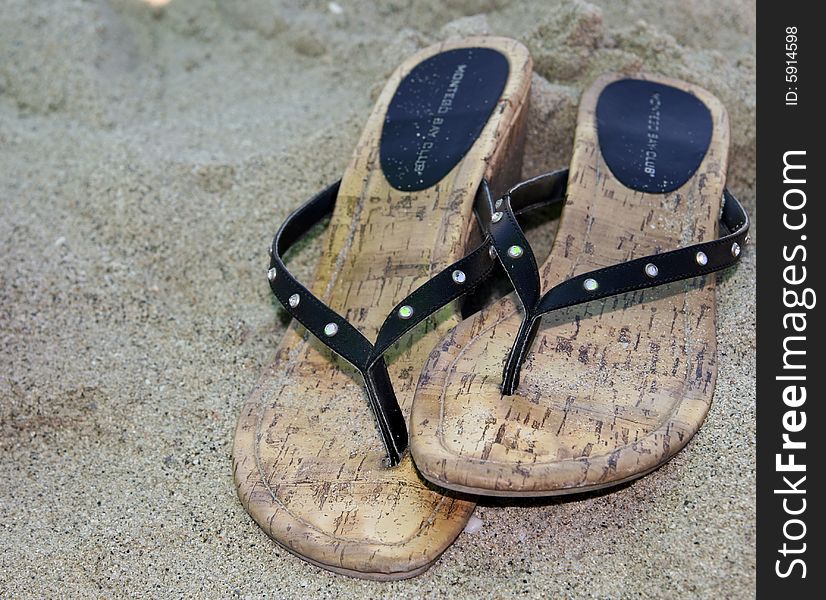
[756,2,823,597]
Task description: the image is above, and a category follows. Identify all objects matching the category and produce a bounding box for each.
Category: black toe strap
[484,171,569,392]
[268,179,502,465]
[535,189,749,313]
[269,182,374,370]
[481,171,750,394]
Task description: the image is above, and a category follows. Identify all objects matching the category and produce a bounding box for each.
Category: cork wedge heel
[233,38,532,578]
[409,73,749,497]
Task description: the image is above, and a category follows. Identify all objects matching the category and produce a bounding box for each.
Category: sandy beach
[1,1,755,597]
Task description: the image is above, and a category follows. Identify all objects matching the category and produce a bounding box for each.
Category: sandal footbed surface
[233,37,532,577]
[410,73,730,497]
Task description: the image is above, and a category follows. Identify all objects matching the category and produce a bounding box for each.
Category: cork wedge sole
[233,38,531,578]
[410,73,733,497]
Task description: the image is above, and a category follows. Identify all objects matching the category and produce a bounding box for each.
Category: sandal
[409,73,750,496]
[233,38,532,578]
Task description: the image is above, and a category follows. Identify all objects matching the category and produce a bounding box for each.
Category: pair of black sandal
[234,38,749,580]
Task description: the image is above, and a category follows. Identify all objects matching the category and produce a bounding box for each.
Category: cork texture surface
[233,37,531,578]
[411,73,732,496]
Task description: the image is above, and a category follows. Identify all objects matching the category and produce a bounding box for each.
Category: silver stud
[744,234,751,245]
[489,246,497,259]
[323,322,338,337]
[268,243,273,256]
[491,211,503,224]
[731,242,741,257]
[288,294,300,308]
[583,278,598,292]
[644,263,659,278]
[267,267,277,282]
[398,305,414,319]
[507,245,524,259]
[452,269,466,284]
[695,251,708,266]
[495,198,503,210]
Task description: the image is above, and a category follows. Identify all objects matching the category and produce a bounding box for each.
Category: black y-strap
[267,171,748,458]
[483,171,750,394]
[268,180,509,465]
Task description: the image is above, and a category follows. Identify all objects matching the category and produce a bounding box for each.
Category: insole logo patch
[381,48,509,192]
[596,79,713,194]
